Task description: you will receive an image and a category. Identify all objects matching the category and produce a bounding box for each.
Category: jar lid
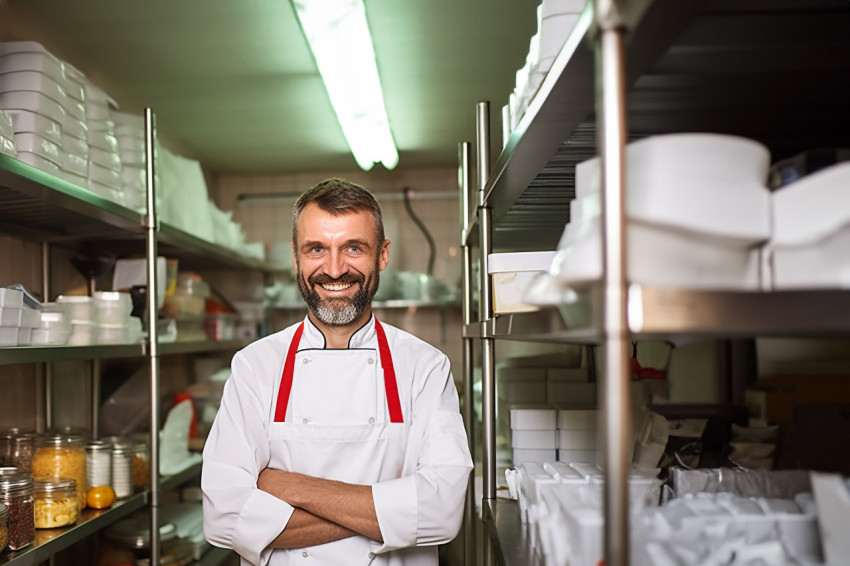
[105,515,177,548]
[37,432,85,447]
[0,475,33,494]
[0,467,25,478]
[33,477,76,493]
[86,440,113,451]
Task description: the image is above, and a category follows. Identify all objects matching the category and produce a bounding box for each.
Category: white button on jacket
[202,315,473,566]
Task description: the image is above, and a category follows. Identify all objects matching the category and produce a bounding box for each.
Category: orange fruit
[86,485,116,509]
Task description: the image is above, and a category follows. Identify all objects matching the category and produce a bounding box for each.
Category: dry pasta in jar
[33,478,78,529]
[32,434,87,509]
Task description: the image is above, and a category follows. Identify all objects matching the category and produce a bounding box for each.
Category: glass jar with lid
[86,440,113,491]
[10,432,36,473]
[0,502,8,552]
[0,473,34,550]
[32,433,87,509]
[33,478,78,529]
[132,440,149,490]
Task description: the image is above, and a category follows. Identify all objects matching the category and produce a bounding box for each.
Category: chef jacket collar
[301,313,377,350]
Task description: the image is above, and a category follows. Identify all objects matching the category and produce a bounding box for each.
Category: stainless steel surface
[0,493,147,565]
[484,500,542,566]
[476,101,490,208]
[459,140,476,566]
[459,142,472,242]
[596,3,630,563]
[145,107,162,566]
[91,359,101,438]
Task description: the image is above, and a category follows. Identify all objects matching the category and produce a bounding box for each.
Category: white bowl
[0,52,63,82]
[13,132,62,165]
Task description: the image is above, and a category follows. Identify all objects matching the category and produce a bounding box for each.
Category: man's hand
[257,469,383,543]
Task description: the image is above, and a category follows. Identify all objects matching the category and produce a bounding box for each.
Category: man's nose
[324,249,347,279]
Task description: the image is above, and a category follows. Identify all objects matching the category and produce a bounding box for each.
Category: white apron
[267,319,409,565]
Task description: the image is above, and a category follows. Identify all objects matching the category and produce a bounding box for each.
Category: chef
[202,178,473,566]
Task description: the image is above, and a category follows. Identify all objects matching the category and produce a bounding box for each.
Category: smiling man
[201,178,473,566]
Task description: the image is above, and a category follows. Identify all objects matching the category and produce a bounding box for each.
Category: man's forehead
[295,204,379,242]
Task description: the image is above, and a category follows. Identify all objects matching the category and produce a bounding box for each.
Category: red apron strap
[374,319,404,423]
[273,319,403,423]
[273,322,304,422]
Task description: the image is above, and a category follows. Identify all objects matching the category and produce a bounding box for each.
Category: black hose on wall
[402,187,436,276]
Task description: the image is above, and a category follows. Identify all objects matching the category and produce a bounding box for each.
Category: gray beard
[296,259,380,327]
[312,301,360,326]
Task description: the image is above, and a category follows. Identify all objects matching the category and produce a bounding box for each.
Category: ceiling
[0,0,541,175]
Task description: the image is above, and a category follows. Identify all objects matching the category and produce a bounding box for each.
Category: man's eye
[309,247,324,254]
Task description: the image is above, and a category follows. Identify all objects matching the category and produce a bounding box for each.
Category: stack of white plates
[85,80,123,204]
[112,111,146,210]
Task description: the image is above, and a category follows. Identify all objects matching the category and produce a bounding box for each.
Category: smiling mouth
[321,282,355,292]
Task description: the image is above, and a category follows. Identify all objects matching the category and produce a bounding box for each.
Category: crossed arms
[257,468,383,548]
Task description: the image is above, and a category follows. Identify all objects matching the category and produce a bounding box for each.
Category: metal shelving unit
[0,114,266,565]
[461,1,850,565]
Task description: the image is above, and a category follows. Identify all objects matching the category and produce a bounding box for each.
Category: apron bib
[267,319,409,564]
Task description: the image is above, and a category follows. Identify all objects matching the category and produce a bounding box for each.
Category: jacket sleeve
[369,352,473,553]
[202,348,295,565]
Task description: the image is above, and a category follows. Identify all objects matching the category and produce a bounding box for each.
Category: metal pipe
[144,107,162,566]
[91,359,101,438]
[458,141,476,566]
[595,1,630,564]
[40,242,50,433]
[475,101,497,512]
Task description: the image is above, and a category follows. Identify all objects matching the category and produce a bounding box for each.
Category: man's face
[292,203,390,327]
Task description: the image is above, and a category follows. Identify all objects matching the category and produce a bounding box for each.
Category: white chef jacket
[202,315,473,566]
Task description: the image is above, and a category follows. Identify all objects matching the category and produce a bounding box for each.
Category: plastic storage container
[33,478,78,528]
[56,295,94,322]
[111,442,133,499]
[93,291,133,323]
[32,433,87,510]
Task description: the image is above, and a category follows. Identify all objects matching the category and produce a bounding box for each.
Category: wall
[211,167,466,386]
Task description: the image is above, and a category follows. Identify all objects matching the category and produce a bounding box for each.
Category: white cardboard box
[512,429,558,450]
[510,406,558,430]
[557,409,598,431]
[488,251,557,313]
[547,382,596,404]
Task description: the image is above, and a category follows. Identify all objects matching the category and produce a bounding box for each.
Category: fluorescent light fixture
[292,0,399,171]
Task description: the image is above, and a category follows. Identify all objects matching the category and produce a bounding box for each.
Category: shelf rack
[459,1,850,565]
[0,114,268,565]
[0,462,203,566]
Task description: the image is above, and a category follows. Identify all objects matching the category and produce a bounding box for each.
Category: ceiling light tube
[292,0,399,171]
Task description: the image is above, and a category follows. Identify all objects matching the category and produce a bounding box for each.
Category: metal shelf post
[144,107,162,566]
[594,1,631,565]
[458,140,477,566]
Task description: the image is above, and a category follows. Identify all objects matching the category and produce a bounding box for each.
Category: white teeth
[322,282,354,291]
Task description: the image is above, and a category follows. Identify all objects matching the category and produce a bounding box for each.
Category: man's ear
[379,239,391,271]
[291,241,297,271]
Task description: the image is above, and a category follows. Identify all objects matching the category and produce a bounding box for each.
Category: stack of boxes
[509,405,600,466]
[498,356,598,466]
